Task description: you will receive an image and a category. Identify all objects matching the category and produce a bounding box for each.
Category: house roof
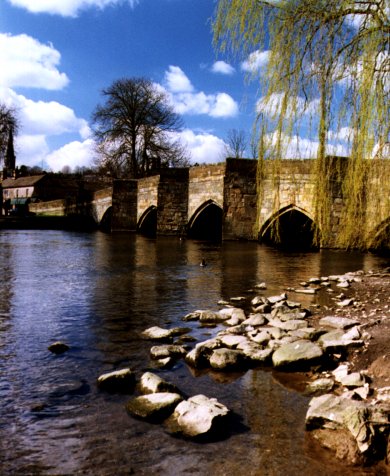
[2,175,46,188]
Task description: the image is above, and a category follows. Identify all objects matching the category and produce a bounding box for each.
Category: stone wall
[258,160,316,235]
[188,164,225,220]
[365,160,390,246]
[111,181,137,231]
[137,175,159,223]
[157,169,189,235]
[223,159,258,240]
[91,187,113,224]
[29,199,69,216]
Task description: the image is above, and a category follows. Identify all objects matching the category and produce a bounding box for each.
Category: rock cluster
[140,270,390,466]
[96,368,230,439]
[95,270,389,465]
[178,291,364,372]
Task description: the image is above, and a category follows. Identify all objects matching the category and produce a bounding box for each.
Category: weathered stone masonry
[29,158,390,248]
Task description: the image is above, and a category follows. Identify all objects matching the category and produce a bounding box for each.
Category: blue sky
[0,0,264,171]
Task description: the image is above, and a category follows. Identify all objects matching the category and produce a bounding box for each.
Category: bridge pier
[111,180,138,231]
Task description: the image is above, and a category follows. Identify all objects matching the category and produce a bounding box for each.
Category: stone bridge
[30,158,390,250]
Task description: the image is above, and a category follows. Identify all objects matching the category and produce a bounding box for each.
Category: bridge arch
[99,206,112,232]
[187,200,223,241]
[369,217,390,254]
[137,206,157,237]
[259,204,319,249]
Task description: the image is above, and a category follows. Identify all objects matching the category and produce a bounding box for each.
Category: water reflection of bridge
[32,158,390,250]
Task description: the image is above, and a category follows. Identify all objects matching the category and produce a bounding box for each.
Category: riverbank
[169,263,390,470]
[311,267,390,388]
[300,266,390,468]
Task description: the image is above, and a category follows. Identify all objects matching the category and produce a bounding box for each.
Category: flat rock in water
[219,307,246,322]
[166,394,230,438]
[250,330,272,345]
[305,378,335,395]
[267,293,287,304]
[337,281,350,288]
[255,282,267,289]
[141,326,173,341]
[272,340,323,368]
[150,344,187,360]
[318,330,364,351]
[239,344,273,364]
[294,288,318,294]
[319,316,360,329]
[142,326,189,341]
[97,368,135,393]
[218,334,249,349]
[126,392,182,421]
[48,341,69,354]
[199,310,229,323]
[337,371,367,388]
[251,295,265,306]
[230,296,246,303]
[290,327,321,341]
[268,318,308,331]
[139,372,179,394]
[242,314,266,327]
[209,348,245,370]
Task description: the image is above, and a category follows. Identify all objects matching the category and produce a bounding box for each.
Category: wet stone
[139,372,179,394]
[319,316,360,330]
[166,394,230,438]
[209,348,246,370]
[150,344,187,360]
[48,341,69,354]
[126,393,182,421]
[97,368,135,393]
[272,340,323,369]
[305,378,335,395]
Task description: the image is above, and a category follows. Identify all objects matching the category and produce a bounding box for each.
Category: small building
[1,174,79,216]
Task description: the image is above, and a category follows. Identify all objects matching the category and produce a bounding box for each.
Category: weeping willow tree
[214,0,389,249]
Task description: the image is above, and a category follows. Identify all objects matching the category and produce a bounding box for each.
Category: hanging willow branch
[214,0,390,249]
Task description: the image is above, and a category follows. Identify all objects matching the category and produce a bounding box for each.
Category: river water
[0,230,388,476]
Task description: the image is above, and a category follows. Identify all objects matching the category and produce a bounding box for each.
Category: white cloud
[7,0,139,17]
[211,61,235,75]
[0,88,89,138]
[327,127,354,143]
[164,66,239,118]
[0,33,69,90]
[177,129,226,164]
[0,86,92,170]
[257,93,320,119]
[45,139,95,171]
[241,50,270,73]
[210,93,238,118]
[265,131,349,159]
[15,134,50,167]
[164,66,194,93]
[169,91,239,118]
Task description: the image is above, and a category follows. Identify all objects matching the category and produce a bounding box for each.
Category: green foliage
[214,0,389,249]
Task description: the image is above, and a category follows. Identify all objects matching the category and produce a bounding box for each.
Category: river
[0,230,387,475]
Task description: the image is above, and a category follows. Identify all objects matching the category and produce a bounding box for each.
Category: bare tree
[0,104,18,171]
[225,128,247,158]
[92,77,189,178]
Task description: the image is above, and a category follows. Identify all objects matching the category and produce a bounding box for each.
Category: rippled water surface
[0,230,387,475]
